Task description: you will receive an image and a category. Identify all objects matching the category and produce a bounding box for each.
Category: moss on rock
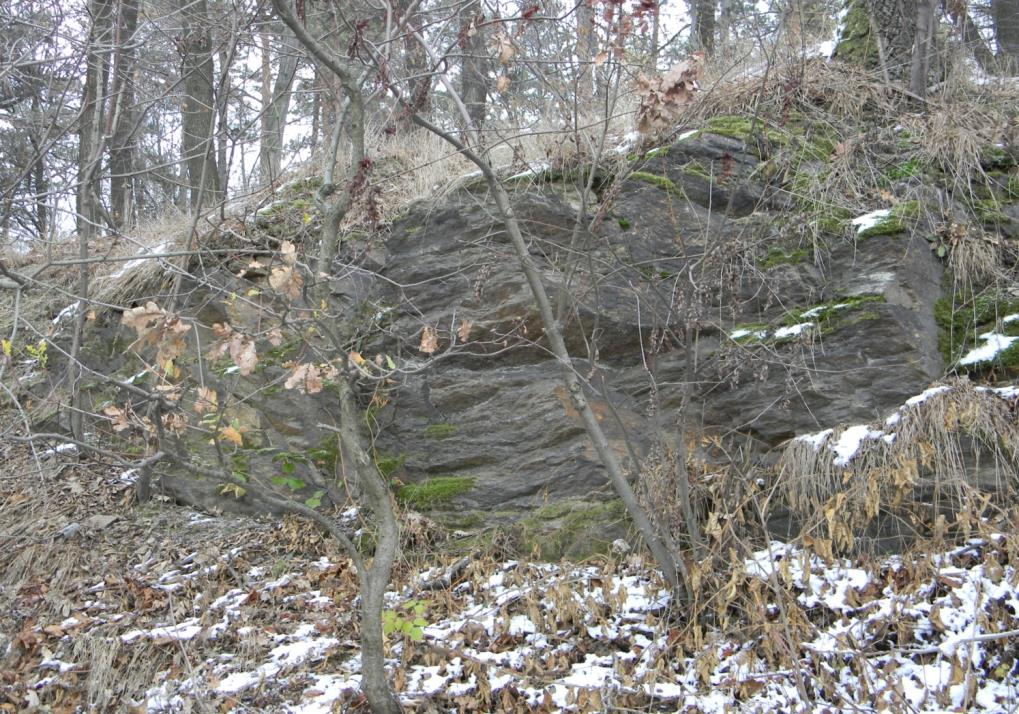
[396,476,475,509]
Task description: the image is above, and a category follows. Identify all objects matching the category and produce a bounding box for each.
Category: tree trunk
[576,0,596,111]
[109,0,139,230]
[177,0,220,212]
[909,0,936,96]
[259,22,298,186]
[691,0,717,56]
[833,0,919,82]
[458,6,490,134]
[993,0,1019,66]
[77,0,113,239]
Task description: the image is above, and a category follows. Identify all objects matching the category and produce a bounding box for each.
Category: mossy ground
[513,499,628,561]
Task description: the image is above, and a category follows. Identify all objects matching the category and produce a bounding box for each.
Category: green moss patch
[629,171,681,195]
[424,423,457,440]
[396,476,475,509]
[514,499,628,561]
[935,292,1019,367]
[374,452,406,477]
[760,246,810,270]
[786,294,885,330]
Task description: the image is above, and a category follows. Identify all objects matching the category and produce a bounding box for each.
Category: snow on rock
[851,208,891,234]
[795,382,1017,467]
[830,424,886,466]
[773,322,813,339]
[959,331,1019,365]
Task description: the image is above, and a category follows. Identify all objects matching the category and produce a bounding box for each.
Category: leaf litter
[3,391,1019,712]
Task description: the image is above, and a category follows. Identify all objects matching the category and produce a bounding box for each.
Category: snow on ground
[796,382,1017,467]
[19,528,1019,712]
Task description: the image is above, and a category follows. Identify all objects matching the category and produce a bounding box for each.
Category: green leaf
[304,489,324,508]
[270,475,306,491]
[936,244,948,258]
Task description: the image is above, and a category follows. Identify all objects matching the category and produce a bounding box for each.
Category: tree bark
[259,21,299,186]
[691,0,716,56]
[834,0,923,82]
[909,0,935,96]
[993,0,1019,66]
[458,5,490,134]
[575,0,596,111]
[77,0,113,239]
[177,0,220,212]
[109,0,139,230]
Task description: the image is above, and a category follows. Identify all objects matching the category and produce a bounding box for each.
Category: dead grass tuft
[777,380,1019,551]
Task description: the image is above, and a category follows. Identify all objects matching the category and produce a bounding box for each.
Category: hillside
[2,58,1019,711]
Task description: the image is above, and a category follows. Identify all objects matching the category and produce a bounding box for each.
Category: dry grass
[777,381,1019,551]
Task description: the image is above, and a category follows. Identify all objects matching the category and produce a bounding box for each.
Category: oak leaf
[284,363,323,394]
[418,326,438,354]
[269,265,303,301]
[228,334,258,376]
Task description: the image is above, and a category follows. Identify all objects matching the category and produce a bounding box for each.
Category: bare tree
[258,17,299,185]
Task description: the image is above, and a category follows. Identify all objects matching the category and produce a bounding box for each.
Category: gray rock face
[365,133,947,513]
[81,130,950,526]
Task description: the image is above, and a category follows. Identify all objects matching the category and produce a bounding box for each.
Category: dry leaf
[495,75,510,92]
[457,319,472,343]
[635,54,703,136]
[269,265,303,301]
[418,325,438,354]
[228,334,258,376]
[492,32,516,64]
[593,50,609,67]
[284,363,323,394]
[266,327,283,347]
[280,240,297,265]
[121,302,165,340]
[193,386,218,415]
[218,425,244,447]
[103,405,132,432]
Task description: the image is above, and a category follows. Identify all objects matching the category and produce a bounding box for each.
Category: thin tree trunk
[109,0,139,230]
[909,0,935,95]
[458,5,490,135]
[77,0,113,239]
[259,22,298,185]
[692,0,716,56]
[576,0,596,111]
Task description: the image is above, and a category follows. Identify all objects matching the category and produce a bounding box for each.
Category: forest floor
[2,441,1019,713]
